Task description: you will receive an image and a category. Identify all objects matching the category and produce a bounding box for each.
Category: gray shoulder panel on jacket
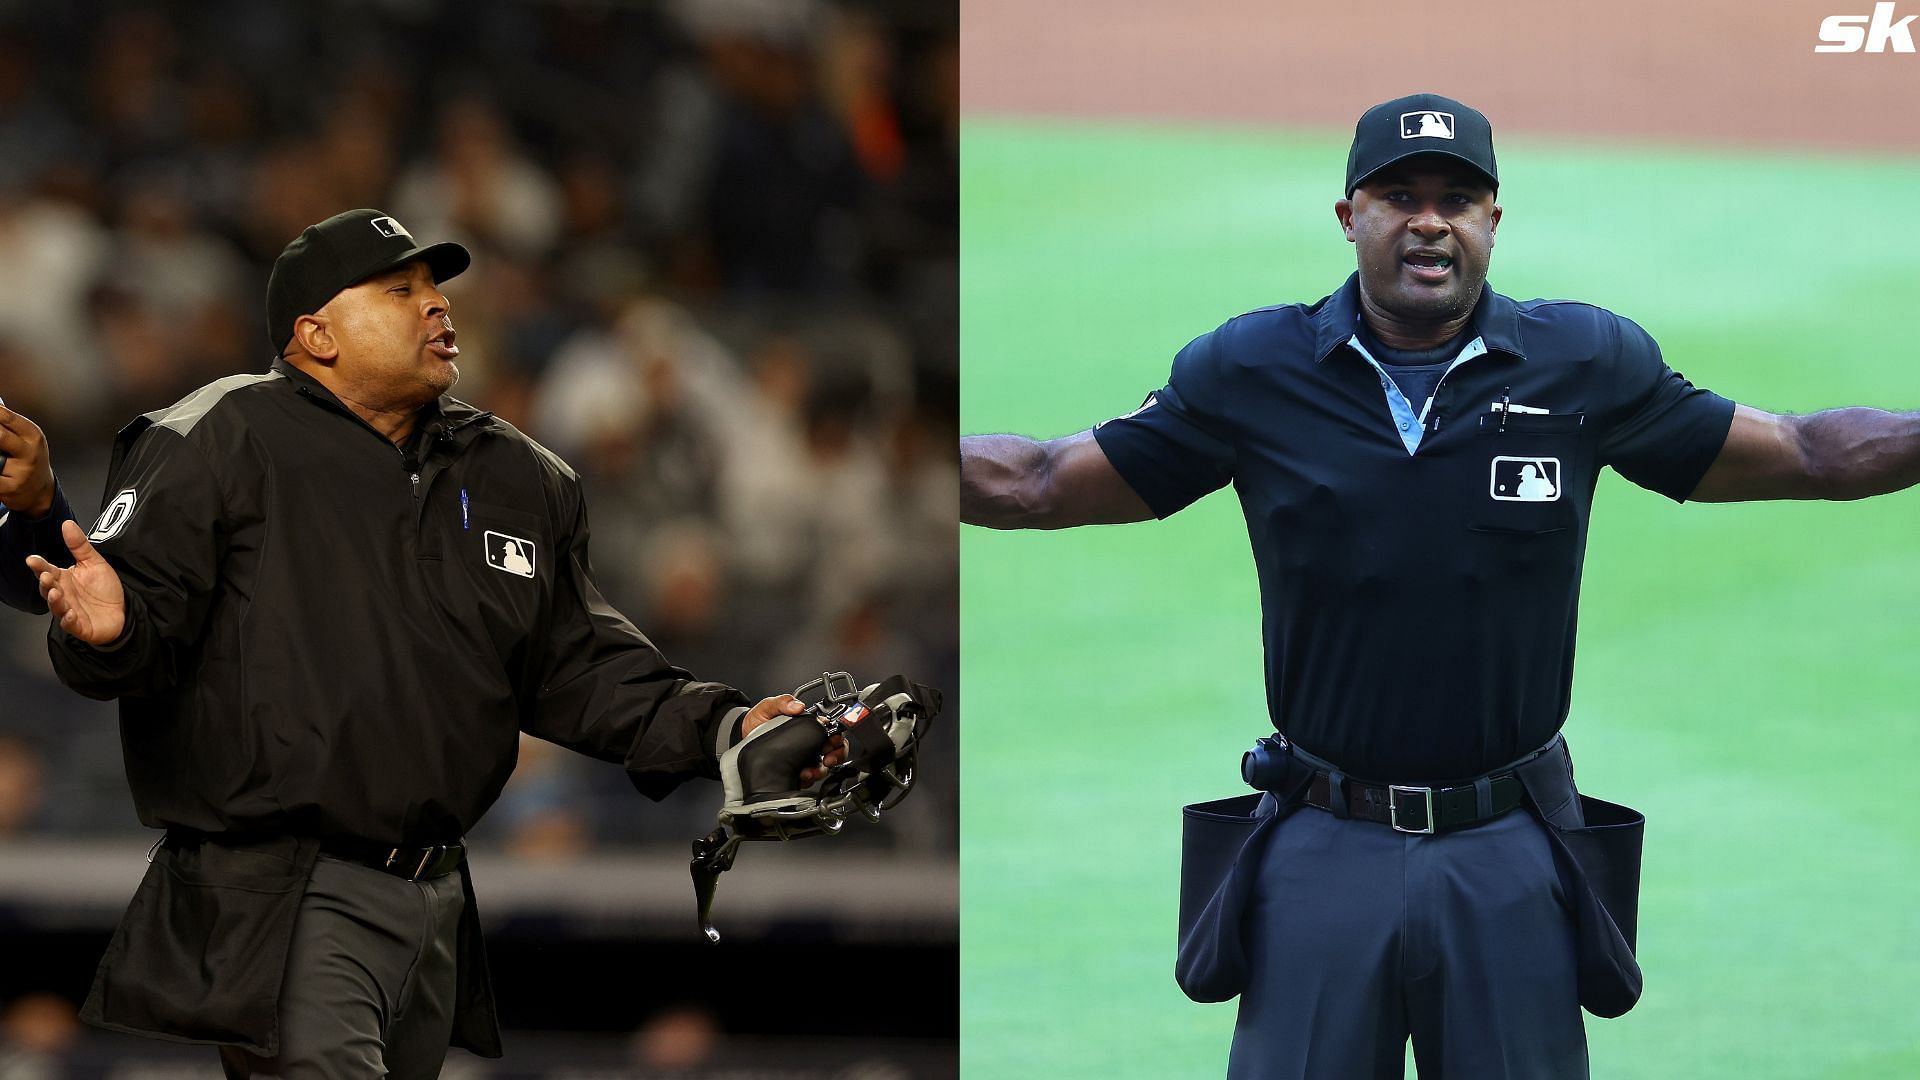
[148,371,286,437]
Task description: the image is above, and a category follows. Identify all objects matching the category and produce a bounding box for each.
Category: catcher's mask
[690,672,941,942]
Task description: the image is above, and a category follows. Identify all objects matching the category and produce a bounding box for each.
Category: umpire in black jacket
[26,209,828,1078]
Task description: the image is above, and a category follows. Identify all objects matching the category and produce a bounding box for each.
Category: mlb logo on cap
[1401,111,1455,140]
[369,216,413,241]
[1346,94,1498,196]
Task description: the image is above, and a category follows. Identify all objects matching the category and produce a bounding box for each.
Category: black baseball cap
[1344,93,1498,197]
[266,209,470,353]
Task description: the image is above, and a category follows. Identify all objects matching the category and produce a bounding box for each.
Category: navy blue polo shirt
[1093,273,1735,781]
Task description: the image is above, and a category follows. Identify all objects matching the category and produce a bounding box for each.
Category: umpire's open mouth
[426,327,459,359]
[1403,248,1453,283]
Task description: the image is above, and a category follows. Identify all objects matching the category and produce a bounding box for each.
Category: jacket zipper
[397,444,420,501]
[399,446,427,555]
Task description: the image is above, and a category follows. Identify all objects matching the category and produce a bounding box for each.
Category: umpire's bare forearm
[961,431,1154,529]
[961,434,1054,528]
[1692,404,1920,502]
[1789,408,1920,499]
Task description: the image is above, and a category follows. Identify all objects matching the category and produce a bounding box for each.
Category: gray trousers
[1228,803,1587,1080]
[219,854,466,1079]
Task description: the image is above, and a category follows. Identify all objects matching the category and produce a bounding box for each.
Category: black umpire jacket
[49,357,751,1057]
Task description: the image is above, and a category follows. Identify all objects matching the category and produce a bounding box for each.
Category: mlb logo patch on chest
[484,530,536,578]
[1490,456,1560,502]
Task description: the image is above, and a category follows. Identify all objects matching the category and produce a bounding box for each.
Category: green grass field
[960,118,1920,1079]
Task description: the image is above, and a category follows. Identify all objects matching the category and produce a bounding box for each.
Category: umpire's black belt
[320,836,466,881]
[1304,770,1524,834]
[1247,736,1528,835]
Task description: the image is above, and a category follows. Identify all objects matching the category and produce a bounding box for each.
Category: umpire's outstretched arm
[960,430,1153,530]
[1690,404,1920,502]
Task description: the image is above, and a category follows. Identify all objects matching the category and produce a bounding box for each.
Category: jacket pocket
[80,835,318,1055]
[444,501,551,665]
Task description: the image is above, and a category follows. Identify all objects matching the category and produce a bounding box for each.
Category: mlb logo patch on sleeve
[484,530,536,578]
[1489,457,1560,502]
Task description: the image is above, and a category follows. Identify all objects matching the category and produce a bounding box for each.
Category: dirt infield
[963,0,1920,151]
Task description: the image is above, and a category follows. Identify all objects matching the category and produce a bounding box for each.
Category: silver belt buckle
[1389,785,1436,834]
[383,845,439,880]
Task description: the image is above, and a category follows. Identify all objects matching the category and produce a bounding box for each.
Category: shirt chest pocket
[1469,412,1587,537]
[446,501,550,663]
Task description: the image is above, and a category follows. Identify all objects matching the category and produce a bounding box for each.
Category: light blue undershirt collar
[1346,333,1489,455]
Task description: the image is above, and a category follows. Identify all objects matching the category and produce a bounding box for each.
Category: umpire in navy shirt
[963,93,1920,1078]
[0,396,75,612]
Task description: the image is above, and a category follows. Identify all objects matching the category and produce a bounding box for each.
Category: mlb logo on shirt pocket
[1490,456,1561,502]
[484,530,536,578]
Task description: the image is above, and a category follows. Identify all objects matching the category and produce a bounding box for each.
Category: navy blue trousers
[1228,800,1587,1079]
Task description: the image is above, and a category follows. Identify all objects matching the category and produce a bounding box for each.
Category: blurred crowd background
[0,0,956,1073]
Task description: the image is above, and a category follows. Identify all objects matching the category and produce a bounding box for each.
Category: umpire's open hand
[739,694,853,786]
[0,401,56,519]
[26,521,126,644]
